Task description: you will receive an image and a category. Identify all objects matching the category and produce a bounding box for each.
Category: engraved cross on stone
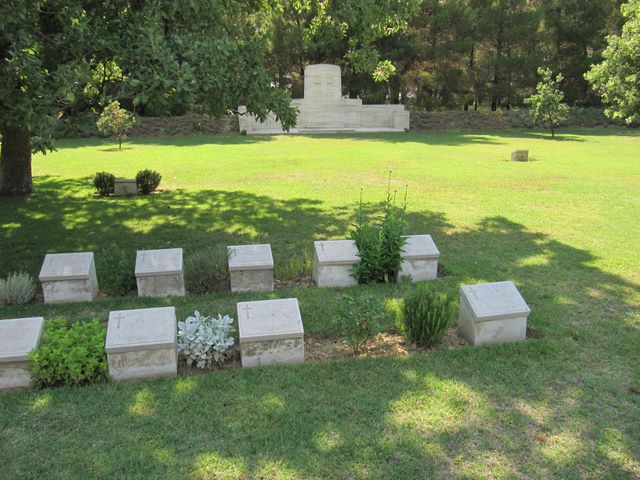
[241,304,253,319]
[112,313,126,329]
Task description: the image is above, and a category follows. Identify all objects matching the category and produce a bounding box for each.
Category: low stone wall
[130,114,238,137]
[409,108,615,131]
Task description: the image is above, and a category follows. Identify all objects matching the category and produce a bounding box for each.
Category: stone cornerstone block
[114,179,137,196]
[135,248,185,297]
[312,240,359,287]
[39,252,98,304]
[458,281,530,346]
[105,306,177,381]
[511,150,529,162]
[0,317,44,390]
[228,244,274,292]
[237,298,304,368]
[398,234,440,282]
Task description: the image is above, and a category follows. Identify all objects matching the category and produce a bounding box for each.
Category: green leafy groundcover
[28,319,108,388]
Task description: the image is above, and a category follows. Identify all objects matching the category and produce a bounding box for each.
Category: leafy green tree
[585,0,640,124]
[525,67,570,138]
[0,1,297,195]
[96,101,135,150]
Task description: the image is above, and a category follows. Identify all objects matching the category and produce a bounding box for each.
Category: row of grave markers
[36,234,441,303]
[0,280,531,391]
[2,233,531,391]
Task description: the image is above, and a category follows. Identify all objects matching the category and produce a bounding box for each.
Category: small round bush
[0,271,36,305]
[93,171,115,196]
[135,169,162,194]
[185,245,230,294]
[402,284,455,347]
[96,245,135,296]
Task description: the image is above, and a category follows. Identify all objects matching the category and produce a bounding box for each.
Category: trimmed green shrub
[0,271,36,305]
[93,171,115,196]
[351,174,407,284]
[28,319,109,388]
[184,245,230,294]
[402,284,455,347]
[96,245,135,296]
[333,294,385,354]
[136,169,162,194]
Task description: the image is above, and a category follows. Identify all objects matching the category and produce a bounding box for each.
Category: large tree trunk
[0,125,33,195]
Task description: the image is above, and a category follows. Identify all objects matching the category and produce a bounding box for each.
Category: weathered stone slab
[114,179,137,196]
[0,317,44,390]
[312,240,359,287]
[511,150,529,162]
[398,235,440,282]
[458,281,530,346]
[237,298,304,368]
[105,306,177,381]
[135,248,185,297]
[39,252,98,303]
[228,244,274,292]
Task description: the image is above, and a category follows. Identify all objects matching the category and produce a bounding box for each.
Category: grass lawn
[1,129,639,479]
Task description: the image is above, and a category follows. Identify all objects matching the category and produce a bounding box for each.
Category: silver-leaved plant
[177,311,235,368]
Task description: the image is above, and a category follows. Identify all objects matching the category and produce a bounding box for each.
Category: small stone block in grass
[511,150,529,162]
[398,234,440,282]
[135,248,185,297]
[228,244,274,292]
[312,240,359,287]
[0,317,44,390]
[105,306,177,381]
[114,179,137,196]
[39,252,98,304]
[458,281,530,346]
[237,298,304,368]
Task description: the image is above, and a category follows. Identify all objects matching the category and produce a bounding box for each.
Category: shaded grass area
[0,129,639,478]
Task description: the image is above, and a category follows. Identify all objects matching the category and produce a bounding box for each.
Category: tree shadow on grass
[0,182,639,478]
[53,133,278,150]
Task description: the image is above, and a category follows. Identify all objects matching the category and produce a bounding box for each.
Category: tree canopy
[585,0,640,125]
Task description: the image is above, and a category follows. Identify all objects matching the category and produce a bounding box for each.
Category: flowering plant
[177,311,235,368]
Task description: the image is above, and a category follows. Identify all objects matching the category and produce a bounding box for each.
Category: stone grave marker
[237,298,304,368]
[228,244,274,292]
[39,252,98,303]
[105,306,177,381]
[458,281,530,346]
[0,317,44,390]
[135,248,185,297]
[312,240,359,287]
[398,234,440,282]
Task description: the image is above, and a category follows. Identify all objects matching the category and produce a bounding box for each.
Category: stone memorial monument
[237,298,304,368]
[114,179,137,196]
[228,243,274,292]
[239,64,410,134]
[0,317,44,390]
[105,306,178,381]
[458,281,530,346]
[135,248,185,297]
[312,239,360,287]
[39,252,98,303]
[398,235,440,282]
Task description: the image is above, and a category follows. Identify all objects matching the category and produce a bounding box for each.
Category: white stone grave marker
[228,244,274,292]
[105,306,177,381]
[237,298,304,368]
[312,240,359,287]
[39,252,98,303]
[458,281,530,346]
[398,234,440,282]
[135,248,185,297]
[0,317,44,390]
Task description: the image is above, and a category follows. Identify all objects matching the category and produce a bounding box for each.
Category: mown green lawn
[1,129,639,479]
